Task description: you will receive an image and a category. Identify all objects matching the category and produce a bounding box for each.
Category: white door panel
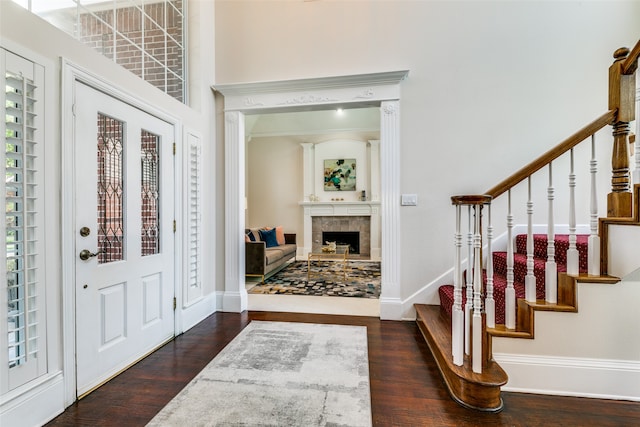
[74,82,174,396]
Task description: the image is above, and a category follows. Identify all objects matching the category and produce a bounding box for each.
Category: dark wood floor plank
[46,311,640,426]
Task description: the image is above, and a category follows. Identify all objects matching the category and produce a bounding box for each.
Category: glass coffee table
[307,245,349,280]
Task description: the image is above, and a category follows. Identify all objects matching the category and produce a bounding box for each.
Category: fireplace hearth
[322,231,360,254]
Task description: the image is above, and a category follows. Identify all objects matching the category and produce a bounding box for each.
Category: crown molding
[213,70,409,97]
[212,70,409,113]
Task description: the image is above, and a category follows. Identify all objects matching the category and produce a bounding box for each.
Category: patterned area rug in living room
[248,260,381,298]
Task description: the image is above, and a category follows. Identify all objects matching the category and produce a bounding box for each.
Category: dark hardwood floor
[47,311,640,426]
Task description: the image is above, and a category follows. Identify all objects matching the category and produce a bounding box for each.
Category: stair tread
[415,305,507,383]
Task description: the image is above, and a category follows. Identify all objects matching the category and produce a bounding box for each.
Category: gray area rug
[147,321,372,427]
[249,261,381,298]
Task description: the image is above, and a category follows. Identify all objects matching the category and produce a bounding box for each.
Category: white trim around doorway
[212,70,408,320]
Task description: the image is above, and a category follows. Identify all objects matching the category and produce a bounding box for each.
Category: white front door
[74,82,175,396]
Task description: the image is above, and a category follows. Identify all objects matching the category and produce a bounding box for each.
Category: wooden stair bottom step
[414,304,507,412]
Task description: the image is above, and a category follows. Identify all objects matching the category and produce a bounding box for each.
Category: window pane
[79,7,116,61]
[141,130,160,256]
[21,0,187,102]
[97,113,125,264]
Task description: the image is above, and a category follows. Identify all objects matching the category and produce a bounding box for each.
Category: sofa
[245,227,297,283]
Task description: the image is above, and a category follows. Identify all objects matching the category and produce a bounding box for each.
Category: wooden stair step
[414,304,507,412]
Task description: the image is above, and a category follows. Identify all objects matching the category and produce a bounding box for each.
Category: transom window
[12,0,185,102]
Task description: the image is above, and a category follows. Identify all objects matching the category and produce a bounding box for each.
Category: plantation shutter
[185,133,202,304]
[1,49,46,391]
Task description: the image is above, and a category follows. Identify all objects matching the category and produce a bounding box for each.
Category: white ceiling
[245,106,380,143]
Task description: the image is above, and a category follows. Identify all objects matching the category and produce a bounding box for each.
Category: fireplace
[311,215,371,258]
[322,231,360,254]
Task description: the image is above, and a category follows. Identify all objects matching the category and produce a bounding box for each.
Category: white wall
[215,0,640,302]
[246,136,304,232]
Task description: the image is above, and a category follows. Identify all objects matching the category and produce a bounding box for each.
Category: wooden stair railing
[415,40,639,412]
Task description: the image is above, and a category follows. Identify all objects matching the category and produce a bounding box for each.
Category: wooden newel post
[607,46,637,217]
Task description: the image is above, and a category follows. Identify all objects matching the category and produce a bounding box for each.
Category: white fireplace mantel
[299,200,380,216]
[299,201,381,260]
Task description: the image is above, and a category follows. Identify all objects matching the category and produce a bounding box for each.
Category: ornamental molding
[382,102,397,115]
[354,88,375,99]
[243,97,264,107]
[279,93,338,105]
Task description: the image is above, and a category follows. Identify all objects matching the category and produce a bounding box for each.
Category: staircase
[414,41,640,413]
[438,234,588,325]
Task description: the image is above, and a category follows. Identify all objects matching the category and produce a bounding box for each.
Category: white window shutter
[1,49,46,392]
[185,133,202,304]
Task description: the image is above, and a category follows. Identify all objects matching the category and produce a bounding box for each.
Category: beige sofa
[245,228,297,283]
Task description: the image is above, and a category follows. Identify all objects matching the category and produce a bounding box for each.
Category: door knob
[79,249,102,261]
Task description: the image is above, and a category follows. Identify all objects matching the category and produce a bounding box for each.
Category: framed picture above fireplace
[324,158,356,191]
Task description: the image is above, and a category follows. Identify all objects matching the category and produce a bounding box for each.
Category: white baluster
[465,206,473,355]
[505,190,516,329]
[588,134,600,276]
[452,204,464,366]
[472,205,483,374]
[567,148,579,275]
[485,203,495,328]
[546,163,557,303]
[525,177,536,302]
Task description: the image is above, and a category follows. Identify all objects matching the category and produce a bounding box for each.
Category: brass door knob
[79,249,102,260]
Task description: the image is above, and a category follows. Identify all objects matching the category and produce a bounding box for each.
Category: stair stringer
[489,184,640,400]
[490,270,640,401]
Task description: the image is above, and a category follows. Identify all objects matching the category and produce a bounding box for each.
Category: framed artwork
[324,158,356,191]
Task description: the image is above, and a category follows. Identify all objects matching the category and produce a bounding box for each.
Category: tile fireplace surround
[300,201,381,260]
[312,216,370,256]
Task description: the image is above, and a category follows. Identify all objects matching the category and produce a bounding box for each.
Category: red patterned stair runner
[438,234,588,325]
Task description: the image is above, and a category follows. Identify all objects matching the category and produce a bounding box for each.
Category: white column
[379,101,402,320]
[546,164,558,303]
[368,139,381,201]
[300,143,315,258]
[223,111,248,312]
[588,135,601,276]
[566,149,579,275]
[370,207,381,260]
[368,140,382,260]
[300,142,315,201]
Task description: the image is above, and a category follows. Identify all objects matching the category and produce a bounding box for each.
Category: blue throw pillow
[247,232,256,242]
[259,228,279,248]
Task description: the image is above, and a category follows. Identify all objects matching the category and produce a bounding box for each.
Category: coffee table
[307,245,349,280]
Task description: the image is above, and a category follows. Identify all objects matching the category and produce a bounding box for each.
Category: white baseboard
[495,353,640,401]
[0,372,65,427]
[222,288,248,312]
[379,297,404,320]
[180,292,218,333]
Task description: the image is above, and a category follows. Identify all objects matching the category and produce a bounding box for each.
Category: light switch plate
[401,194,418,206]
